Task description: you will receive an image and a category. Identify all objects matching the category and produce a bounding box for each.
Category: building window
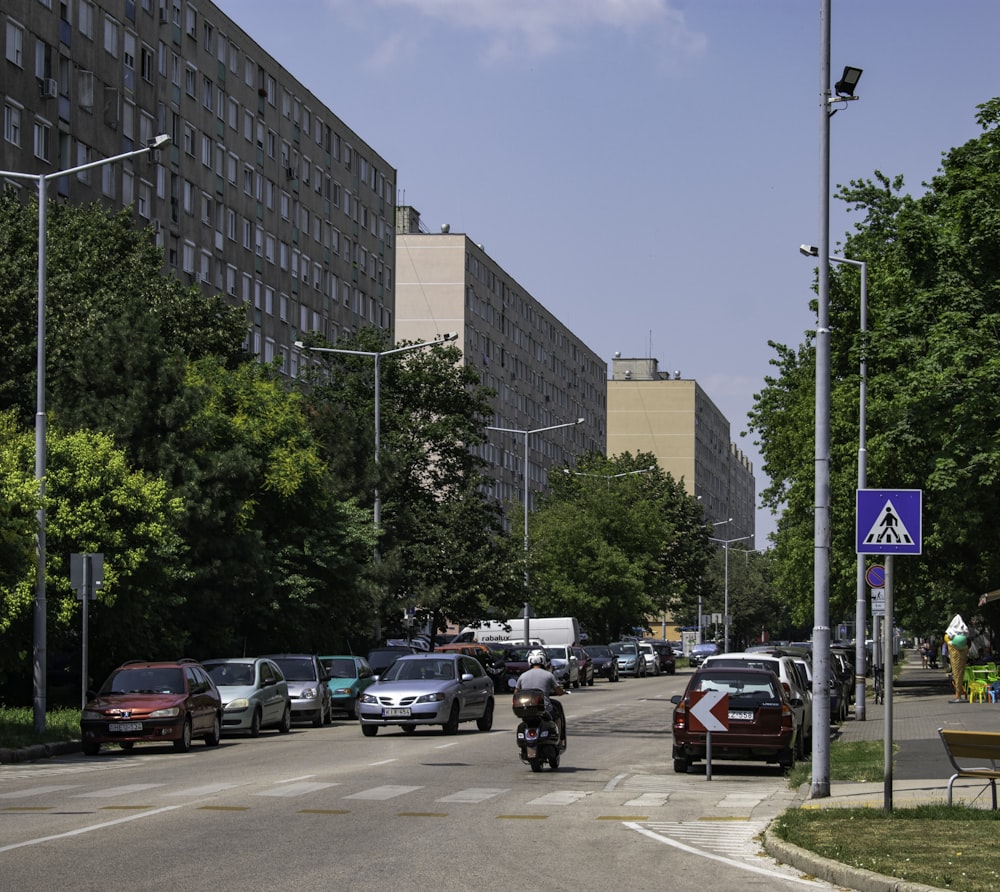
[184,65,196,98]
[140,43,153,81]
[101,162,116,197]
[33,121,50,161]
[201,75,212,110]
[3,103,22,146]
[5,21,24,67]
[79,0,95,38]
[104,15,119,56]
[137,180,151,218]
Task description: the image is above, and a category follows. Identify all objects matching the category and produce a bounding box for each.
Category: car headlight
[331,686,353,696]
[148,706,181,718]
[81,709,101,720]
[361,693,378,704]
[224,698,250,712]
[415,692,446,704]
[300,687,318,700]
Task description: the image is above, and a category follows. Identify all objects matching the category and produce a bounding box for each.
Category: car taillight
[781,681,792,696]
[673,702,687,729]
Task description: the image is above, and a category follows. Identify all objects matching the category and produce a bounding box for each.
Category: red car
[80,659,223,755]
[670,666,799,774]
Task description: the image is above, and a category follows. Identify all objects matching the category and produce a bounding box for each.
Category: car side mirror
[670,694,682,704]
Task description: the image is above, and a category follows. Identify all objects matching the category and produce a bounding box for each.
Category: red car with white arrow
[670,666,800,774]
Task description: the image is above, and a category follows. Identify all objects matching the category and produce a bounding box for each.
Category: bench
[938,728,1000,808]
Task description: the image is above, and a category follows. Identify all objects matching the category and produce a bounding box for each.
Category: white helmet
[528,649,547,667]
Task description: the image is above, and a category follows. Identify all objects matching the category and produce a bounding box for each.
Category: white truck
[459,617,582,648]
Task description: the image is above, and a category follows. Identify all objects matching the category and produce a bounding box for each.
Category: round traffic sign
[865,564,886,588]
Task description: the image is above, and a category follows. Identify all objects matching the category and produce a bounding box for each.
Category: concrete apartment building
[2,0,395,372]
[395,206,605,511]
[607,356,755,541]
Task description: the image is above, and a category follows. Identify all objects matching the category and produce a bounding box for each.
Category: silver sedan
[358,653,494,736]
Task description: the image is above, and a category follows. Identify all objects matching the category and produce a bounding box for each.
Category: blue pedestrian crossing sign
[856,489,922,555]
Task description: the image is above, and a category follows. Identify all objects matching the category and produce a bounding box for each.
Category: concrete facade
[2,0,395,372]
[607,356,754,540]
[395,207,605,513]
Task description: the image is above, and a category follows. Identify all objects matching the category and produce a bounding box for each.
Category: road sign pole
[705,730,713,781]
[883,555,894,813]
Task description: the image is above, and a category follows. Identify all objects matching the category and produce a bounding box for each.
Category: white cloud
[331,0,706,63]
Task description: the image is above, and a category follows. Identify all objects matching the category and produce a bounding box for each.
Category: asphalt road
[0,673,838,892]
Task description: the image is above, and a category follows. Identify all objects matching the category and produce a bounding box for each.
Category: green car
[320,655,375,719]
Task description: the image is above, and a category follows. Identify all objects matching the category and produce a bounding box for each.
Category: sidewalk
[811,650,1000,809]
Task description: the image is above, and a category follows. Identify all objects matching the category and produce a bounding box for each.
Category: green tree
[527,452,712,642]
[750,98,1000,643]
[298,329,520,641]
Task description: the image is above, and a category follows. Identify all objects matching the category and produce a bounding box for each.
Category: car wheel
[205,714,221,747]
[673,757,689,774]
[361,724,378,737]
[476,700,494,732]
[401,724,416,734]
[173,718,192,752]
[119,742,135,751]
[312,708,323,728]
[277,703,291,734]
[345,698,357,720]
[249,708,262,738]
[780,745,796,772]
[323,699,333,725]
[442,702,460,735]
[82,741,100,756]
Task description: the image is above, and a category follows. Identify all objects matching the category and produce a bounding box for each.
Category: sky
[214,0,1000,543]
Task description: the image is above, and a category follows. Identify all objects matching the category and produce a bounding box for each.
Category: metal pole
[33,176,48,734]
[855,260,868,719]
[523,431,529,591]
[723,545,730,653]
[883,555,894,812]
[812,0,833,798]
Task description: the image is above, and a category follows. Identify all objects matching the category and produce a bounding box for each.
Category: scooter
[513,688,567,772]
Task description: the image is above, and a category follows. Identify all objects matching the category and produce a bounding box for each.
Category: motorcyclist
[514,649,566,743]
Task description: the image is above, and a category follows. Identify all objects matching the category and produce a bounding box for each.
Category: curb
[0,740,80,764]
[762,827,947,892]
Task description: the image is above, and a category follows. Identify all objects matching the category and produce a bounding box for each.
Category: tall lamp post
[708,534,753,653]
[801,245,868,720]
[296,333,458,636]
[1,134,171,734]
[812,0,862,797]
[486,419,585,593]
[700,518,733,645]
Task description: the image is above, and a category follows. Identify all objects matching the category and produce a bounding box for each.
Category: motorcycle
[513,688,567,772]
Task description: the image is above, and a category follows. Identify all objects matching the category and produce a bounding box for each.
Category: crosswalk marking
[72,784,166,798]
[255,782,338,797]
[164,783,243,797]
[344,785,422,800]
[0,785,79,798]
[436,787,508,803]
[527,790,589,806]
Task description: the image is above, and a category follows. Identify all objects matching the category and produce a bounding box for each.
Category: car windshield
[321,658,357,678]
[506,647,533,662]
[205,662,254,685]
[585,646,611,657]
[102,667,184,695]
[545,646,568,660]
[610,643,637,655]
[691,673,781,703]
[270,657,317,682]
[383,659,456,682]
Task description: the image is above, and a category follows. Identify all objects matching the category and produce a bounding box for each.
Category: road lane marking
[164,783,243,797]
[255,782,338,797]
[72,784,166,798]
[526,790,589,806]
[0,804,185,853]
[436,788,508,803]
[0,785,79,798]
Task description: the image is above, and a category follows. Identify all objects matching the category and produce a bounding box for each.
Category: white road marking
[0,785,80,798]
[72,784,167,798]
[163,783,244,797]
[436,788,509,803]
[344,785,422,800]
[526,790,590,806]
[255,782,338,797]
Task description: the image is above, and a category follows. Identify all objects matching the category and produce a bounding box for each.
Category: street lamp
[0,133,171,734]
[708,534,753,653]
[563,465,654,488]
[697,518,733,644]
[486,419,585,592]
[801,244,868,720]
[811,0,862,797]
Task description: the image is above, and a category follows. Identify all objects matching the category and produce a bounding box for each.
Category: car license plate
[109,722,143,732]
[383,707,411,718]
[728,711,754,721]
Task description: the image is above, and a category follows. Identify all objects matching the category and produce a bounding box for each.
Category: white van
[459,617,581,648]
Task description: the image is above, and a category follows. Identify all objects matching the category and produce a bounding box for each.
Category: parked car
[319,655,375,719]
[435,642,507,693]
[203,657,292,736]
[638,641,661,676]
[498,645,535,691]
[688,642,720,667]
[544,644,580,688]
[610,640,646,677]
[701,652,810,758]
[80,658,223,755]
[646,640,677,675]
[367,645,419,676]
[261,653,332,727]
[571,645,595,686]
[584,644,620,682]
[670,666,800,773]
[358,652,495,735]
